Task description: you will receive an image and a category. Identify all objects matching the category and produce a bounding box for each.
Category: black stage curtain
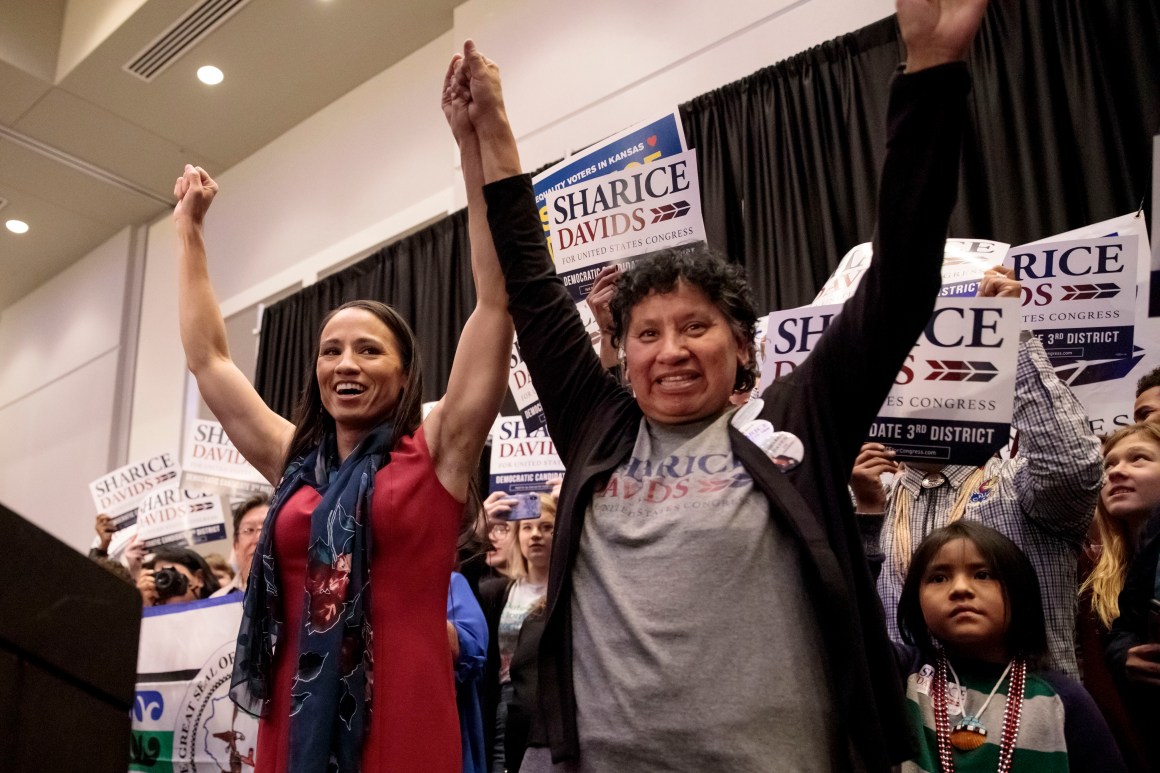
[255,209,473,418]
[257,0,1159,409]
[683,0,1160,314]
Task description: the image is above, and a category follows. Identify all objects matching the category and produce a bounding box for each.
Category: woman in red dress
[172,47,512,772]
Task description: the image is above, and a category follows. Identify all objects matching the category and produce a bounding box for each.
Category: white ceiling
[0,0,461,309]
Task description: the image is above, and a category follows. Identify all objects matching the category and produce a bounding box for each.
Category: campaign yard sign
[533,110,687,256]
[1004,236,1136,363]
[813,239,1010,305]
[137,486,228,549]
[182,419,272,497]
[1017,215,1153,435]
[501,111,691,435]
[547,148,706,304]
[488,415,565,495]
[508,338,548,435]
[131,597,258,773]
[760,297,1020,465]
[89,451,181,531]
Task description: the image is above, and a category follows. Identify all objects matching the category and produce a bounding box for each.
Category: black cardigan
[483,62,971,771]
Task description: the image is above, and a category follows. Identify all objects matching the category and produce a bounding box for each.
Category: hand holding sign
[979,265,1020,299]
[897,0,989,73]
[95,513,115,552]
[850,443,899,512]
[587,265,621,368]
[586,265,620,337]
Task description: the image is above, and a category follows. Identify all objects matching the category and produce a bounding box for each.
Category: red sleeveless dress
[255,426,462,771]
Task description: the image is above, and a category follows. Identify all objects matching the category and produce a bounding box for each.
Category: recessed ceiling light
[197,65,224,85]
[6,220,29,234]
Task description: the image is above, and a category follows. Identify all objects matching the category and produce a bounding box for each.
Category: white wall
[6,0,897,548]
[0,227,131,550]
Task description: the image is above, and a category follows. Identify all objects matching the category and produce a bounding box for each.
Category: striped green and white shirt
[901,653,1125,773]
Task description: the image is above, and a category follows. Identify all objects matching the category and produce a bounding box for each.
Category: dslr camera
[153,566,189,601]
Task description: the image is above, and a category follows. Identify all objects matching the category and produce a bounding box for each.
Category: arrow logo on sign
[925,361,999,382]
[650,201,692,223]
[1060,283,1120,301]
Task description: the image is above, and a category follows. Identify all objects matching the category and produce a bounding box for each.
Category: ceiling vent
[123,0,251,82]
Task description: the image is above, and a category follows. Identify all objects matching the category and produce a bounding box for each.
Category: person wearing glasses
[212,493,270,597]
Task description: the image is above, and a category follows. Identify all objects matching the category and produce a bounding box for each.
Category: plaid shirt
[871,335,1102,678]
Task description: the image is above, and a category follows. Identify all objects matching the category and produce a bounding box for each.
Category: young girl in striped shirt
[888,520,1123,772]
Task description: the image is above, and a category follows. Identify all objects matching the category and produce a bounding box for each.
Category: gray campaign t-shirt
[524,411,839,772]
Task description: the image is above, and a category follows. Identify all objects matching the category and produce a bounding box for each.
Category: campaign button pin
[767,431,804,472]
[741,419,775,449]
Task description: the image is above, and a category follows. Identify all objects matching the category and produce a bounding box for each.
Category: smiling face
[1101,431,1160,526]
[316,308,407,439]
[919,538,1010,662]
[623,281,749,425]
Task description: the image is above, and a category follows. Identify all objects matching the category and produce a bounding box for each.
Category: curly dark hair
[608,246,758,393]
[1136,365,1160,397]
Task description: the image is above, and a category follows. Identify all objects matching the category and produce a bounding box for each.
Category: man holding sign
[852,267,1102,678]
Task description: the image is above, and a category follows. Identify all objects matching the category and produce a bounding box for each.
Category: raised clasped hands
[897,0,989,73]
[443,40,509,140]
[173,164,219,230]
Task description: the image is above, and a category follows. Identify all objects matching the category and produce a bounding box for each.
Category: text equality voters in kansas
[760,297,1020,466]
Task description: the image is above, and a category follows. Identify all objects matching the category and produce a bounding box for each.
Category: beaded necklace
[931,655,1027,773]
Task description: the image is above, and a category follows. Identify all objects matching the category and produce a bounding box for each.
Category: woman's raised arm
[174,165,292,484]
[426,50,515,499]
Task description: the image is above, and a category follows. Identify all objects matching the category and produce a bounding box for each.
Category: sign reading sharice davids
[761,297,1019,465]
[1003,236,1136,364]
[813,239,1010,305]
[508,338,547,434]
[131,596,258,773]
[488,415,565,495]
[182,419,272,496]
[137,486,228,549]
[1017,215,1152,435]
[89,451,181,530]
[503,111,689,435]
[547,148,707,304]
[532,110,687,253]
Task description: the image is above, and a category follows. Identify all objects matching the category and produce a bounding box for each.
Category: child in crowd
[1077,422,1160,769]
[1103,423,1160,769]
[889,521,1123,772]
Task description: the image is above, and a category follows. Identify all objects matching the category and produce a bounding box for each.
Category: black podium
[0,501,141,772]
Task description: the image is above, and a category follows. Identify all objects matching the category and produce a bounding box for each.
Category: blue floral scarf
[231,422,392,772]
